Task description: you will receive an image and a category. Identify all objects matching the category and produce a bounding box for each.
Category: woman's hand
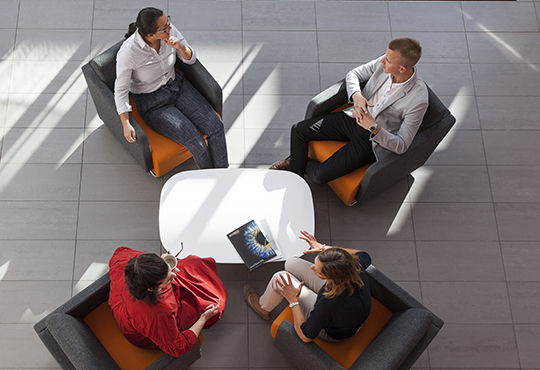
[200,299,221,322]
[275,273,304,304]
[300,231,325,254]
[164,36,181,49]
[189,299,221,337]
[120,112,137,142]
[123,123,136,142]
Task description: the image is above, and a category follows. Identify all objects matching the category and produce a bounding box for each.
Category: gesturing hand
[300,231,324,254]
[275,273,304,304]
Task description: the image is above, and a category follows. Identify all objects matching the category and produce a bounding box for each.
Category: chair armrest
[34,273,111,337]
[305,79,349,120]
[149,339,202,370]
[273,321,345,370]
[355,113,455,203]
[175,59,223,118]
[82,63,153,172]
[46,313,120,370]
[350,309,433,370]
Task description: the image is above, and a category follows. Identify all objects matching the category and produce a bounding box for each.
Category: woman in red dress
[108,247,228,357]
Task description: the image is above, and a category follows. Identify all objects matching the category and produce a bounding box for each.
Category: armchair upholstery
[305,79,456,205]
[272,265,444,370]
[33,273,201,370]
[82,40,223,177]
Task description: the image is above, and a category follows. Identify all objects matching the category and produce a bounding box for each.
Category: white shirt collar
[134,30,150,49]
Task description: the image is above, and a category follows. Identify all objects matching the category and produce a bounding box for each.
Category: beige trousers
[259,257,326,319]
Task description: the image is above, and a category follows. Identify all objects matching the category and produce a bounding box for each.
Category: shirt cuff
[182,329,199,346]
[116,102,132,115]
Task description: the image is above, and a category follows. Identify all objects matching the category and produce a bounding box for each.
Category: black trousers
[289,112,376,184]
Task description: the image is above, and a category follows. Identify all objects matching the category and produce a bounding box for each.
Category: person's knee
[291,121,307,143]
[270,271,289,289]
[305,159,328,185]
[285,257,312,276]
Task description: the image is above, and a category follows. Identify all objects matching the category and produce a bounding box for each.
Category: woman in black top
[243,231,371,342]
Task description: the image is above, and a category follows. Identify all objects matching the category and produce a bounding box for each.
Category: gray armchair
[273,265,444,370]
[305,79,456,204]
[33,273,201,370]
[82,40,223,177]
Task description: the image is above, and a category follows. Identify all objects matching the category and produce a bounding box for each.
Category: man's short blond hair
[388,38,422,67]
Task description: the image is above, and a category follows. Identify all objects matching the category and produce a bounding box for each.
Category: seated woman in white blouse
[114,7,228,169]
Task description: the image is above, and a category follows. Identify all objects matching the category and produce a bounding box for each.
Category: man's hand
[352,91,373,115]
[123,123,137,142]
[355,108,376,130]
[275,273,304,304]
[351,92,376,130]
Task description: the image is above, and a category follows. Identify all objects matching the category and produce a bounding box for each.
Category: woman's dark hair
[124,253,169,304]
[125,7,164,39]
[318,247,364,298]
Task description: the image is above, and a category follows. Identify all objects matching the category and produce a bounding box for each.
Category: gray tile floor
[1,0,540,369]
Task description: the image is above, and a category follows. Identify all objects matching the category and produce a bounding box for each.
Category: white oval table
[159,168,315,263]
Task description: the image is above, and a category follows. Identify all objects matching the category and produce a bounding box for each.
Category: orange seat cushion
[83,302,203,370]
[129,96,194,177]
[306,103,374,206]
[83,302,164,370]
[308,141,372,206]
[271,297,393,370]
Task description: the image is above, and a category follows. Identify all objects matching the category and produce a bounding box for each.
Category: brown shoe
[269,158,290,170]
[243,284,271,321]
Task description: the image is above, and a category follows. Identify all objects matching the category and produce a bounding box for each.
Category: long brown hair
[318,247,364,298]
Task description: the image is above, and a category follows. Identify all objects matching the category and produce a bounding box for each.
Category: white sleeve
[114,45,134,115]
[345,55,384,101]
[171,25,196,65]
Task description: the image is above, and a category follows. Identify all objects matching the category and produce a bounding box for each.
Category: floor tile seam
[409,200,500,203]
[477,128,540,131]
[534,1,540,31]
[420,279,516,283]
[418,279,515,283]
[0,279,78,283]
[0,199,80,203]
[312,0,323,95]
[76,199,159,202]
[10,58,90,62]
[506,280,540,283]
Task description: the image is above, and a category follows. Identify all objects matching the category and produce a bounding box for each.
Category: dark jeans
[289,112,376,184]
[132,71,228,169]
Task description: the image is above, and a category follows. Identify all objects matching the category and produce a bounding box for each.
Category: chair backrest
[89,40,125,92]
[417,86,451,134]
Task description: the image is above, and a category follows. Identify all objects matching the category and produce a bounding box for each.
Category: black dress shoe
[269,158,290,170]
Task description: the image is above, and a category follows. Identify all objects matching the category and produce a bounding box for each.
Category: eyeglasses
[154,16,171,34]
